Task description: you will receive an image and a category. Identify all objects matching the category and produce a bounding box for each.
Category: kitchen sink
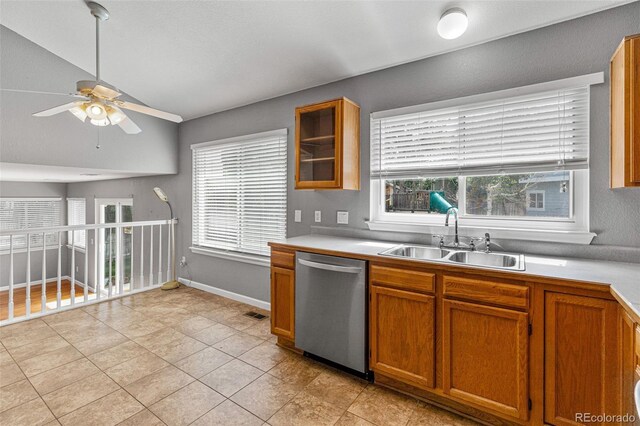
[379,244,525,271]
[447,251,524,270]
[380,245,451,260]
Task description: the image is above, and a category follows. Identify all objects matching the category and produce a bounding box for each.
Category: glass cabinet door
[294,97,360,191]
[297,104,338,185]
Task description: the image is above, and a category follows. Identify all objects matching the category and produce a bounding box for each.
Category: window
[192,129,287,258]
[526,191,545,212]
[370,74,603,243]
[67,198,86,248]
[0,198,63,251]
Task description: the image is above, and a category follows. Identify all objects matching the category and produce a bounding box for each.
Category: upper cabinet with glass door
[295,98,360,190]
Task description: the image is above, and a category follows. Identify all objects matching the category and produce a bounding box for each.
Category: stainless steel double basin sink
[379,245,525,271]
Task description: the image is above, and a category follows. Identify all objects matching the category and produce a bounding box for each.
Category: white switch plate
[337,211,349,224]
[314,211,321,223]
[294,210,302,223]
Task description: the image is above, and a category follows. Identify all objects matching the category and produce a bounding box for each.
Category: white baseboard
[0,276,89,292]
[178,277,270,311]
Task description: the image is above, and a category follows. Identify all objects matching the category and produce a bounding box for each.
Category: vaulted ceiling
[0,0,632,120]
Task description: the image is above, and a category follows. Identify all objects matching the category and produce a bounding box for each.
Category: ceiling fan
[7,1,183,134]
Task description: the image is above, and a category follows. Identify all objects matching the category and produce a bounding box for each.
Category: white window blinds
[67,198,86,248]
[192,129,288,257]
[0,198,63,250]
[371,78,597,179]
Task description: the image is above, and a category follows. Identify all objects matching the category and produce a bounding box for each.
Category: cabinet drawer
[370,264,434,293]
[443,275,528,310]
[271,250,295,269]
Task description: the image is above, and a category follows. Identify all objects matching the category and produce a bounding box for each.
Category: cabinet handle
[298,258,362,274]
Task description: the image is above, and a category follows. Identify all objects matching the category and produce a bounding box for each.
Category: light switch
[294,210,302,223]
[337,211,349,224]
[315,211,321,223]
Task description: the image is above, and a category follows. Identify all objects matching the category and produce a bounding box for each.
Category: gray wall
[0,182,69,286]
[32,3,640,303]
[0,26,179,175]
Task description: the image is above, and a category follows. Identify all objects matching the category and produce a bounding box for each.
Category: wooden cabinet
[443,275,529,310]
[620,308,636,421]
[610,34,640,188]
[268,243,635,426]
[295,98,360,190]
[442,299,529,421]
[270,250,295,340]
[370,284,435,390]
[544,293,621,425]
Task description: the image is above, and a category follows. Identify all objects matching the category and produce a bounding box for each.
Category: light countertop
[271,234,640,317]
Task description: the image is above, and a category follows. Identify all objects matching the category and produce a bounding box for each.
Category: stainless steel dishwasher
[295,252,367,374]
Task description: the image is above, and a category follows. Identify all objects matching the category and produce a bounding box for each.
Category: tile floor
[0,285,479,426]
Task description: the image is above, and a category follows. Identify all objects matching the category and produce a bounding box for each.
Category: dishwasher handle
[298,258,362,274]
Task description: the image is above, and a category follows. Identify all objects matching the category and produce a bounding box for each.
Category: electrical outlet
[294,210,302,223]
[314,211,321,223]
[337,211,349,224]
[76,266,79,273]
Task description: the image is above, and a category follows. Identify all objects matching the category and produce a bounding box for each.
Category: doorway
[96,199,133,296]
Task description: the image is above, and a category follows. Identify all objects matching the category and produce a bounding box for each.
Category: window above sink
[368,73,603,245]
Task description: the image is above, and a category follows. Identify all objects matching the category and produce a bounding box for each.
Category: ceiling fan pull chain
[96,128,101,150]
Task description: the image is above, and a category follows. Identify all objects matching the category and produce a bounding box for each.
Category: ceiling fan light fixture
[437,8,468,40]
[86,101,107,119]
[90,117,110,126]
[106,106,126,125]
[69,106,88,122]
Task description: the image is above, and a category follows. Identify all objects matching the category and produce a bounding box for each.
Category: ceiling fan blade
[117,117,142,134]
[115,100,183,123]
[33,102,82,117]
[92,84,121,99]
[2,88,88,99]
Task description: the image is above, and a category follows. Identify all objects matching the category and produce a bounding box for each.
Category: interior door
[96,199,133,296]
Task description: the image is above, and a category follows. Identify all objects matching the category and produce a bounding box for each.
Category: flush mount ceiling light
[2,1,183,134]
[437,8,468,40]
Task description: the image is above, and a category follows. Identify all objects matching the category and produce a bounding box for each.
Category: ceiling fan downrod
[87,2,109,82]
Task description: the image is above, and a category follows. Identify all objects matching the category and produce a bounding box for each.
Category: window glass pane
[385,178,459,214]
[466,171,570,218]
[382,171,571,220]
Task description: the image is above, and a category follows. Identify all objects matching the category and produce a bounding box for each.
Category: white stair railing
[0,219,176,326]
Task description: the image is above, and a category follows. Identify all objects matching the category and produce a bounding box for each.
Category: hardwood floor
[0,280,93,321]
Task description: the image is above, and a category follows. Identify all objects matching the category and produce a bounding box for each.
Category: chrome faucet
[484,232,491,253]
[444,207,460,247]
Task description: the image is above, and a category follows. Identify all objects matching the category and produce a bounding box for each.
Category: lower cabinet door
[370,285,435,389]
[620,308,636,423]
[270,266,294,340]
[544,293,621,426]
[443,299,529,421]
